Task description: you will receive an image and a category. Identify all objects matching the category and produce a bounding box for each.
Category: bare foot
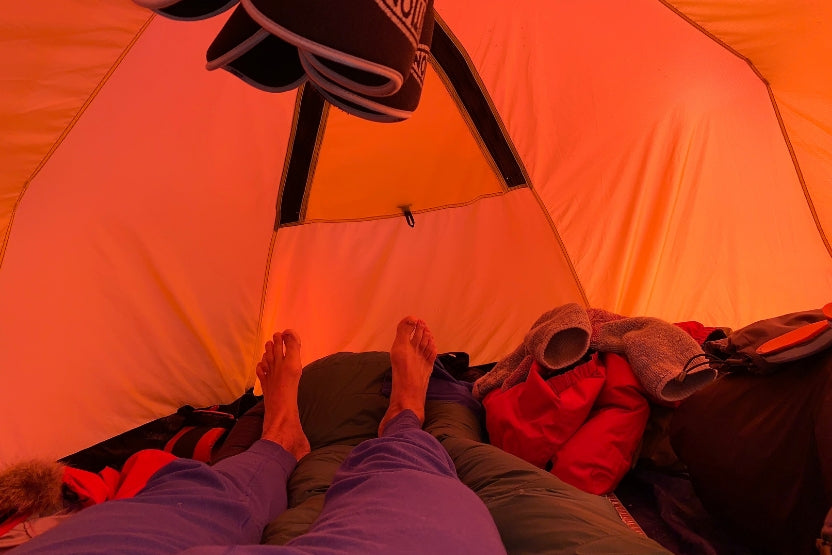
[256,330,310,460]
[378,317,437,435]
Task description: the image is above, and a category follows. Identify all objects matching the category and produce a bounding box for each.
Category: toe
[282,329,301,349]
[272,332,284,361]
[256,361,267,381]
[282,329,302,368]
[264,341,275,368]
[419,328,433,351]
[396,317,418,343]
[427,342,437,362]
[397,316,418,336]
[422,332,437,360]
[411,320,426,346]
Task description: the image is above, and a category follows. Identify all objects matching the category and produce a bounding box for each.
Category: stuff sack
[704,302,832,375]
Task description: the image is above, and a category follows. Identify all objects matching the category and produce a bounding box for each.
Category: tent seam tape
[526,185,590,308]
[436,14,532,189]
[0,13,156,270]
[282,187,591,311]
[275,86,305,228]
[429,56,510,193]
[251,230,279,388]
[762,85,832,257]
[279,190,508,227]
[656,0,831,258]
[298,103,330,222]
[433,12,533,191]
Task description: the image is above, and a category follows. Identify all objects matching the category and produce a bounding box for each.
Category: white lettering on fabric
[374,0,428,47]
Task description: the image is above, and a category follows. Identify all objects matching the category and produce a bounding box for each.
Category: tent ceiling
[3,1,831,248]
[665,0,832,254]
[1,0,831,463]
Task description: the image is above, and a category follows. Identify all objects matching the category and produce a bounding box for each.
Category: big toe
[282,329,302,366]
[396,316,418,339]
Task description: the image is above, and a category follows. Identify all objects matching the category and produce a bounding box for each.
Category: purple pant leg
[283,410,507,555]
[15,440,296,555]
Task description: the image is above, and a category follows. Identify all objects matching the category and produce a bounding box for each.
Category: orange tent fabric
[1,0,830,463]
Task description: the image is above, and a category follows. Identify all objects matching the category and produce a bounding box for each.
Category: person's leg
[15,331,310,555]
[285,317,507,555]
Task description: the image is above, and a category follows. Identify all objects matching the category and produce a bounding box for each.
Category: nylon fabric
[261,189,582,371]
[2,0,832,464]
[667,0,832,243]
[0,15,297,463]
[439,0,832,324]
[0,2,150,256]
[305,65,505,221]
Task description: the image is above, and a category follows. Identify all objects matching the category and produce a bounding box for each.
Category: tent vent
[274,18,529,230]
[275,84,327,228]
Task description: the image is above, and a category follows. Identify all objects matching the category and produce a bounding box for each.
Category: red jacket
[483,352,649,495]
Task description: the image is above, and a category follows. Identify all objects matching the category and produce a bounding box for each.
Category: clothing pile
[474,303,721,495]
[0,451,175,550]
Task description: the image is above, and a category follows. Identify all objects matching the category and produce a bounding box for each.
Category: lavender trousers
[15,410,505,555]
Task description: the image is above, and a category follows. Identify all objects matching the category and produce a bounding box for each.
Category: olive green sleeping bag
[215,352,668,554]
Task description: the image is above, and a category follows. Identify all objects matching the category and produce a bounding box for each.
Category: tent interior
[2,0,832,553]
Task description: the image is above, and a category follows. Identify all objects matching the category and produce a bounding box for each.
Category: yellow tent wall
[1,0,831,463]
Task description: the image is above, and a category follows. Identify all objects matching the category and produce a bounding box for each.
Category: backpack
[704,303,832,375]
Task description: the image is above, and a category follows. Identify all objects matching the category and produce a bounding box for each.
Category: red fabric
[164,426,195,452]
[62,466,117,507]
[0,512,29,537]
[484,358,605,468]
[192,428,228,463]
[114,450,177,499]
[674,320,720,346]
[484,352,649,494]
[60,449,176,508]
[0,450,175,540]
[550,353,649,494]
